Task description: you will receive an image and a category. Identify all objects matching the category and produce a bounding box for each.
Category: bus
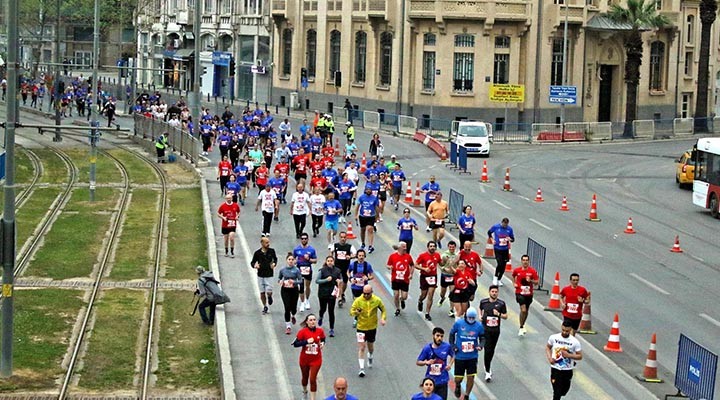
[692,137,720,218]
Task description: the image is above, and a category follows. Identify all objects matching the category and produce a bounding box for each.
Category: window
[685,51,693,76]
[681,93,692,118]
[655,0,662,10]
[423,33,436,46]
[422,51,436,91]
[686,15,695,44]
[554,0,565,4]
[649,41,665,90]
[453,52,474,92]
[306,29,317,78]
[495,36,510,49]
[282,28,292,76]
[329,30,341,77]
[493,54,509,84]
[354,31,367,83]
[204,0,214,13]
[379,32,393,86]
[454,34,474,48]
[551,38,564,85]
[218,0,231,13]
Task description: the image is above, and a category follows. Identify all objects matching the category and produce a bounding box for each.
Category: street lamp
[560,0,569,134]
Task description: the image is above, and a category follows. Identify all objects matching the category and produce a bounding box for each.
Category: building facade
[270,0,720,125]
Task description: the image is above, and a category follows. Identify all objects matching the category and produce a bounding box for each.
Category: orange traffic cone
[502,168,512,192]
[624,217,636,234]
[480,160,491,183]
[359,153,367,174]
[637,333,663,383]
[670,235,683,253]
[504,252,513,272]
[586,194,601,221]
[482,237,495,258]
[534,188,544,202]
[404,181,413,204]
[559,196,569,211]
[334,138,340,158]
[346,222,357,240]
[603,313,623,352]
[578,302,596,334]
[413,182,422,207]
[544,272,562,311]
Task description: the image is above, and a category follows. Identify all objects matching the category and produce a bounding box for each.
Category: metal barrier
[526,238,548,293]
[632,120,655,138]
[398,115,418,135]
[447,189,464,230]
[448,141,458,169]
[670,334,717,400]
[379,112,399,132]
[584,122,613,141]
[531,123,562,142]
[363,111,381,131]
[457,145,470,174]
[133,114,200,164]
[673,117,694,136]
[492,123,533,143]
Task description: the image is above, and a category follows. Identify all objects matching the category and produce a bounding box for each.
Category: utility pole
[1,0,19,377]
[191,0,202,137]
[560,0,569,137]
[53,0,62,142]
[88,0,101,201]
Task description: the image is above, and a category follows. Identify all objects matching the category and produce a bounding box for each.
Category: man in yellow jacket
[350,284,387,378]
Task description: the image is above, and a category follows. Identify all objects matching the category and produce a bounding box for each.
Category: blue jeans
[199,299,216,325]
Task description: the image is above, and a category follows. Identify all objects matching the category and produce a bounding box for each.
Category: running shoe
[360,243,366,251]
[498,280,504,287]
[262,306,268,315]
[329,329,335,337]
[448,309,455,318]
[224,252,228,257]
[302,390,308,400]
[285,327,291,335]
[394,204,399,211]
[417,301,423,312]
[518,327,526,337]
[240,199,245,206]
[437,240,442,249]
[378,216,383,222]
[305,300,311,310]
[368,354,373,368]
[438,298,445,306]
[401,299,406,309]
[291,315,297,325]
[358,369,365,378]
[425,313,432,321]
[454,385,461,398]
[353,318,358,328]
[267,293,273,305]
[299,302,306,313]
[485,371,493,382]
[368,246,375,254]
[426,226,431,232]
[395,309,401,316]
[318,318,323,326]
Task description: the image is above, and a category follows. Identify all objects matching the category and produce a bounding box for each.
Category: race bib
[429,193,436,199]
[283,280,295,288]
[429,363,442,376]
[336,251,347,260]
[486,316,499,327]
[425,276,436,285]
[305,343,318,355]
[499,237,508,246]
[434,219,443,224]
[444,275,454,283]
[300,266,311,275]
[227,219,236,227]
[461,341,474,352]
[331,286,339,298]
[396,270,405,280]
[464,221,473,228]
[356,332,366,343]
[362,209,371,216]
[567,303,579,314]
[520,285,531,295]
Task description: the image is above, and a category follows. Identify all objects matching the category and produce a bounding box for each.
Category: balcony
[352,0,388,19]
[409,0,530,22]
[219,15,232,29]
[201,14,217,29]
[271,0,287,17]
[546,3,586,28]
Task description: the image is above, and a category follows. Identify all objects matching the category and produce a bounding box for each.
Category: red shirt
[459,250,482,279]
[321,156,335,168]
[453,268,472,291]
[274,163,290,181]
[255,166,269,186]
[416,251,441,276]
[321,146,335,158]
[310,160,324,174]
[293,155,310,175]
[218,160,232,177]
[512,266,539,296]
[387,252,414,283]
[560,285,589,319]
[217,202,240,229]
[310,176,327,191]
[296,327,325,366]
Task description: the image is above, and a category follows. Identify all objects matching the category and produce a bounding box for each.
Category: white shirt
[547,333,581,370]
[345,167,359,183]
[309,194,326,216]
[279,121,291,133]
[291,191,311,215]
[258,190,277,213]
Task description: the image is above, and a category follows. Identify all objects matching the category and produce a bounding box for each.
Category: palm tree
[694,0,717,132]
[608,0,669,138]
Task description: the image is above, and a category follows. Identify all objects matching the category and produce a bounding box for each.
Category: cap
[195,266,205,274]
[465,307,478,320]
[345,121,351,125]
[391,154,397,159]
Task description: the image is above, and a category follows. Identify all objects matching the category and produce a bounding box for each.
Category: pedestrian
[411,378,444,400]
[217,155,233,195]
[386,241,414,316]
[449,307,484,400]
[102,97,116,127]
[291,182,312,238]
[316,256,342,337]
[546,321,583,400]
[329,231,356,307]
[426,192,449,248]
[457,205,476,247]
[421,176,441,231]
[279,253,303,334]
[354,187,380,253]
[217,194,240,257]
[294,233,318,312]
[350,285,387,377]
[344,98,353,123]
[487,217,515,286]
[437,241,459,317]
[255,184,279,237]
[416,327,454,400]
[345,121,355,143]
[415,240,442,321]
[324,377,359,400]
[512,254,539,337]
[559,273,591,335]
[478,285,507,382]
[194,266,225,325]
[250,237,278,314]
[458,240,483,302]
[292,314,326,400]
[397,207,419,252]
[449,260,474,319]
[155,132,169,163]
[369,133,382,157]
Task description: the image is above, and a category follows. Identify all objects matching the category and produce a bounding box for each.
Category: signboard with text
[549,85,577,104]
[489,84,525,103]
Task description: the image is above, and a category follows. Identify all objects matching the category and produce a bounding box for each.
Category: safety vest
[156,135,167,149]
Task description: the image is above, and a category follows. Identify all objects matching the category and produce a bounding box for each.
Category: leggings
[219,176,229,194]
[311,214,324,234]
[340,198,352,215]
[281,287,299,322]
[293,214,307,236]
[484,329,500,372]
[300,363,322,392]
[459,233,474,247]
[318,295,337,329]
[494,249,510,279]
[262,211,274,235]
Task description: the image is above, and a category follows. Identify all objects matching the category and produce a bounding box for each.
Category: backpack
[202,277,231,305]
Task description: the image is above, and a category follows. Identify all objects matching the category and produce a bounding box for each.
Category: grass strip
[35,148,70,185]
[77,289,146,390]
[64,149,121,185]
[16,187,62,250]
[110,189,160,280]
[107,150,159,185]
[0,289,85,391]
[25,188,119,279]
[14,148,35,185]
[165,188,207,280]
[155,290,219,390]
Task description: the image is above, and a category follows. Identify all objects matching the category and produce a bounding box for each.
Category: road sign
[251,65,266,74]
[301,77,308,89]
[489,84,525,103]
[549,85,577,104]
[0,151,5,181]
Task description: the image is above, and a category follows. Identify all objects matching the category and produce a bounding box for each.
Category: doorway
[598,65,613,122]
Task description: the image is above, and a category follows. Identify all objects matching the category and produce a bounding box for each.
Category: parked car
[675,149,695,188]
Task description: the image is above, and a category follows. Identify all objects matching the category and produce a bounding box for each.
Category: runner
[478,285,508,382]
[416,327,454,400]
[294,233,318,312]
[427,192,449,248]
[255,184,279,237]
[225,174,241,204]
[268,170,287,206]
[348,249,374,302]
[250,237,278,314]
[274,155,291,203]
[386,241,414,316]
[350,285,387,378]
[545,321,583,400]
[309,187,326,239]
[324,377,359,400]
[316,256,343,337]
[450,260,474,319]
[234,155,250,205]
[438,241,459,317]
[559,273,591,335]
[397,207,419,252]
[337,173,357,219]
[421,176,441,231]
[512,254,539,337]
[458,241,483,302]
[389,163,406,210]
[217,155,233,195]
[292,314,326,400]
[291,182,312,238]
[278,253,303,334]
[415,240,442,321]
[411,378,444,400]
[323,191,343,244]
[449,307,484,400]
[354,187,380,253]
[217,194,240,258]
[457,205,476,247]
[255,160,270,193]
[487,217,515,286]
[330,231,356,307]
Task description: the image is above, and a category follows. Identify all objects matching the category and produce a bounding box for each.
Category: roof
[586,14,649,31]
[172,49,195,60]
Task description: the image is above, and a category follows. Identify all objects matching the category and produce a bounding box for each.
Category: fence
[133,114,201,164]
[447,189,464,229]
[526,238,548,293]
[671,334,717,400]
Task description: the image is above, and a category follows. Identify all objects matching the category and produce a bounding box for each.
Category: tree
[694,0,717,132]
[608,0,669,138]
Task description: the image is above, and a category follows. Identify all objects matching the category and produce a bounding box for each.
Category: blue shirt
[458,214,476,235]
[411,393,443,400]
[217,133,231,148]
[293,245,317,269]
[364,181,381,197]
[487,223,515,250]
[364,167,379,180]
[288,142,300,156]
[449,318,485,360]
[323,199,343,222]
[225,182,241,197]
[311,137,323,153]
[301,139,313,154]
[417,341,455,386]
[268,177,285,195]
[421,182,441,203]
[337,180,356,200]
[325,395,359,400]
[234,165,249,182]
[390,170,406,188]
[357,193,379,217]
[321,168,339,186]
[299,124,311,137]
[397,217,417,242]
[348,261,374,290]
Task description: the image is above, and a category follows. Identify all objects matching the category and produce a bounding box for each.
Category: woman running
[292,314,326,400]
[457,205,476,247]
[279,253,303,334]
[316,256,342,337]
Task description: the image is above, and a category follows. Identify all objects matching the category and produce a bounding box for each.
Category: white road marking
[699,313,720,328]
[493,199,511,210]
[529,218,553,231]
[629,273,670,295]
[479,184,486,193]
[572,241,603,258]
[689,254,705,263]
[429,164,437,169]
[518,196,531,202]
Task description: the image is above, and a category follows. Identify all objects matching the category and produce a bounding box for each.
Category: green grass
[16,188,62,250]
[110,189,160,280]
[15,148,35,185]
[64,149,122,185]
[77,289,146,390]
[0,289,84,391]
[166,188,207,280]
[156,291,218,390]
[107,150,159,185]
[25,188,119,279]
[34,148,70,185]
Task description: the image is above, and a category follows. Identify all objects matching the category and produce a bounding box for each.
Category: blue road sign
[301,77,308,89]
[0,151,5,180]
[549,85,577,104]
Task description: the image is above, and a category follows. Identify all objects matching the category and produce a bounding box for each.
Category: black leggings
[281,287,299,323]
[318,295,336,329]
[484,329,500,372]
[340,198,352,215]
[293,214,307,237]
[262,211,273,235]
[311,214,323,235]
[494,249,510,279]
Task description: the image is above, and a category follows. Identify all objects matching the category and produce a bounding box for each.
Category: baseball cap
[391,154,397,159]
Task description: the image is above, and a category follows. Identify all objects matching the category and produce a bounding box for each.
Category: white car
[453,121,492,157]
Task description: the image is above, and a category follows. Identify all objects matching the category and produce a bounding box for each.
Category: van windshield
[458,125,488,137]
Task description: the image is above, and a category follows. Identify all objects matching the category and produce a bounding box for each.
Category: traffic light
[334,70,342,87]
[301,68,308,80]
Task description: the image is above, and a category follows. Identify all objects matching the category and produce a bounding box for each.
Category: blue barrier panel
[458,145,470,174]
[448,189,464,229]
[448,141,458,169]
[673,334,717,400]
[526,238,548,293]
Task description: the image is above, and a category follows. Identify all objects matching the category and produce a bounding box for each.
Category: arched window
[649,41,665,90]
[306,29,317,77]
[329,30,341,77]
[379,32,393,86]
[423,33,436,46]
[355,31,367,83]
[282,28,292,76]
[686,15,695,44]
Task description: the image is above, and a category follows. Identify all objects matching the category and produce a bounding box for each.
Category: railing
[133,114,200,164]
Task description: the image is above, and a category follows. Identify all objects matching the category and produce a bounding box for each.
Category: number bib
[498,237,508,246]
[461,341,474,352]
[283,280,295,288]
[520,285,531,295]
[305,343,318,355]
[227,219,236,227]
[429,363,442,376]
[300,266,311,275]
[444,275,454,283]
[486,316,499,327]
[425,276,436,285]
[567,303,579,314]
[356,332,366,343]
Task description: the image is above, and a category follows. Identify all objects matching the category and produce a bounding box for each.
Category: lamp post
[560,0,569,134]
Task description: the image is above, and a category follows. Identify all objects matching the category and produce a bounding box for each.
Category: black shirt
[250,247,277,278]
[332,243,355,269]
[316,266,342,298]
[479,298,507,331]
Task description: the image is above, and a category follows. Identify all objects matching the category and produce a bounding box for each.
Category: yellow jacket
[350,294,387,331]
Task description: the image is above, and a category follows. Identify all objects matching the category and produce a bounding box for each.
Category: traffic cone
[482,237,495,258]
[544,272,562,311]
[334,138,340,158]
[346,222,357,240]
[534,188,544,202]
[504,253,513,272]
[502,168,512,191]
[637,333,663,383]
[603,313,623,352]
[586,194,601,221]
[578,302,597,334]
[559,196,569,211]
[413,182,422,207]
[670,235,683,253]
[480,160,491,183]
[404,181,413,204]
[359,153,367,174]
[624,217,636,234]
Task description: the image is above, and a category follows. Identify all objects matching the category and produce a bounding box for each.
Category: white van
[453,121,493,156]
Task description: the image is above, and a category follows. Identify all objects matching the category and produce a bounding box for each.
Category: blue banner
[449,141,458,168]
[458,145,468,173]
[675,334,717,400]
[212,51,232,67]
